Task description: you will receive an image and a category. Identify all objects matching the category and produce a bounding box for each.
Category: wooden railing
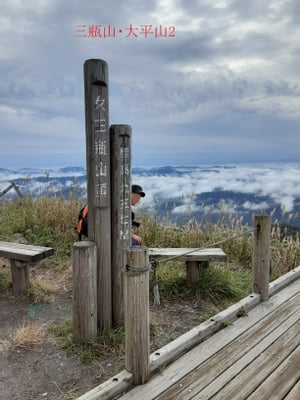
[73,216,274,386]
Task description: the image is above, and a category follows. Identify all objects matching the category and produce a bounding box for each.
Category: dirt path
[0,264,208,400]
[0,289,104,400]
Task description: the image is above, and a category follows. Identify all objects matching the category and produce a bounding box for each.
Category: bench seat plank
[0,241,54,263]
[149,248,227,262]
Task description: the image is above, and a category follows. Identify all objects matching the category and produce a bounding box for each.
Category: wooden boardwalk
[118,277,300,400]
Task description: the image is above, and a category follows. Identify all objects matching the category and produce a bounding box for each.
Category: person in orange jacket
[131,184,145,245]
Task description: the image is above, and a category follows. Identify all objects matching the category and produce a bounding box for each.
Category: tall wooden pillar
[84,59,112,333]
[110,124,132,326]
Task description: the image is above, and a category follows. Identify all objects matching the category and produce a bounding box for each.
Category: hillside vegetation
[0,196,299,302]
[0,195,299,396]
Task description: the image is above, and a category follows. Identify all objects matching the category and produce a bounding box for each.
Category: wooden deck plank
[118,279,300,400]
[246,345,300,400]
[155,294,300,400]
[149,269,300,373]
[149,292,261,373]
[194,319,300,400]
[284,380,300,400]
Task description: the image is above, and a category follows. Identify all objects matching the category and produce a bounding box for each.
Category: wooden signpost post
[252,215,271,301]
[84,59,112,333]
[110,124,132,326]
[73,241,97,341]
[124,246,150,384]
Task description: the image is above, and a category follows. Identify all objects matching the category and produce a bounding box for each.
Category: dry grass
[0,197,299,299]
[27,276,59,304]
[59,387,79,400]
[10,323,46,349]
[0,196,81,263]
[270,221,300,277]
[0,196,299,271]
[140,211,300,276]
[0,339,10,352]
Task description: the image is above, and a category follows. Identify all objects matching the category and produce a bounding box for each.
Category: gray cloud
[0,0,299,167]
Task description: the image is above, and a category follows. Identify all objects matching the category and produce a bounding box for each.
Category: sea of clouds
[1,163,300,226]
[132,163,300,215]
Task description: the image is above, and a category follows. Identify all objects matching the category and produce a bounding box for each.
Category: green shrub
[0,196,299,287]
[0,270,11,293]
[48,319,125,364]
[150,263,248,305]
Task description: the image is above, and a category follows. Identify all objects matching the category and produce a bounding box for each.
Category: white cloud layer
[0,163,299,226]
[133,163,300,214]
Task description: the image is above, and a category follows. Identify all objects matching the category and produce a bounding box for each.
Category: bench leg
[186,261,210,283]
[186,261,199,283]
[10,260,31,294]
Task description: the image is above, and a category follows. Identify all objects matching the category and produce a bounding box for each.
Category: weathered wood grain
[77,267,300,400]
[84,59,112,333]
[117,278,300,400]
[284,380,300,400]
[124,246,150,385]
[269,266,300,295]
[0,241,54,294]
[72,241,97,341]
[186,261,198,282]
[110,124,132,326]
[155,294,300,400]
[10,259,30,294]
[252,215,271,301]
[77,370,133,400]
[192,313,299,399]
[149,292,260,373]
[149,248,227,262]
[149,248,227,282]
[0,241,54,262]
[246,345,300,400]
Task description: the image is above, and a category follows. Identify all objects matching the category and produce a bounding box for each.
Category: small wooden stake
[73,241,97,341]
[124,246,150,384]
[252,215,271,301]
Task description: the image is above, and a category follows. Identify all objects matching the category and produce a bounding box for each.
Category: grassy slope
[1,196,299,301]
[0,197,299,377]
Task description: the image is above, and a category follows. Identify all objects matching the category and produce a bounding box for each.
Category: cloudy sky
[1,0,300,168]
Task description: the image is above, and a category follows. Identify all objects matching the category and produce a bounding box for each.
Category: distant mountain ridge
[132,165,236,176]
[1,165,299,228]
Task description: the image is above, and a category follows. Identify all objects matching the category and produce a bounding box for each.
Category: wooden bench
[0,241,54,294]
[149,248,227,282]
